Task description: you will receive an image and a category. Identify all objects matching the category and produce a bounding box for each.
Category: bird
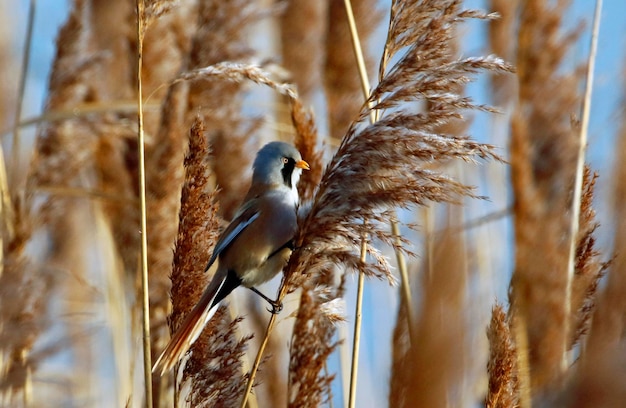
[152,141,309,376]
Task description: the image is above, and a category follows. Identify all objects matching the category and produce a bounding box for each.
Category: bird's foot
[249,286,283,314]
[267,300,283,314]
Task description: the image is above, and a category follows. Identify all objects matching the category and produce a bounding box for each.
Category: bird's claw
[267,301,283,314]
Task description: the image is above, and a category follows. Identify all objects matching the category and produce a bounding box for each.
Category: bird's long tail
[152,269,236,376]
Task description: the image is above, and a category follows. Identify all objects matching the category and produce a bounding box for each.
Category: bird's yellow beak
[296,160,310,170]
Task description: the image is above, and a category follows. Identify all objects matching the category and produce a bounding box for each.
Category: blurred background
[1,0,625,407]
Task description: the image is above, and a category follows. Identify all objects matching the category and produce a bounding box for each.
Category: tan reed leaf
[486,304,520,408]
[241,295,284,408]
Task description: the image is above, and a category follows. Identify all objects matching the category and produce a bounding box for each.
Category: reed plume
[267,2,511,404]
[167,118,248,406]
[283,0,511,293]
[486,304,520,408]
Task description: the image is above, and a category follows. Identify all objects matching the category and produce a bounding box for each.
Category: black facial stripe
[281,158,295,189]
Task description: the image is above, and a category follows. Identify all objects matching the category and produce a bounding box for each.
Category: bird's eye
[282,157,289,165]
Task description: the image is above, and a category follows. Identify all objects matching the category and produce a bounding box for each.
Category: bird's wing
[204,199,261,272]
[153,201,261,376]
[152,268,241,376]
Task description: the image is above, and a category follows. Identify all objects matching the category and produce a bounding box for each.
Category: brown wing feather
[152,269,228,376]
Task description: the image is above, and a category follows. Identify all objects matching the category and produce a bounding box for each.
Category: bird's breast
[219,190,298,287]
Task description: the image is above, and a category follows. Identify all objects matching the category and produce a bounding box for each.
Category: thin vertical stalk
[341,1,373,406]
[391,219,415,341]
[563,0,601,372]
[342,0,416,403]
[512,314,531,408]
[136,1,153,406]
[10,0,35,189]
[240,312,278,408]
[348,236,367,408]
[342,0,373,118]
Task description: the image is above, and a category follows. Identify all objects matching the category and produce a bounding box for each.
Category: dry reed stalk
[136,4,200,405]
[340,1,409,405]
[136,1,154,405]
[324,0,380,140]
[486,304,520,408]
[563,0,602,366]
[0,2,18,132]
[559,55,626,408]
[508,0,583,392]
[8,0,34,191]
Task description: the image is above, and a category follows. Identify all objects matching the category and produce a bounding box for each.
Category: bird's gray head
[252,142,309,191]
